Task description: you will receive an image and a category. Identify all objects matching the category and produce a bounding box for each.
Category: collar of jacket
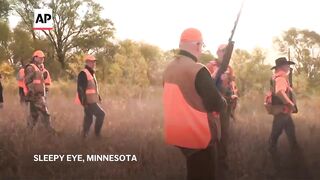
[178,50,198,62]
[85,65,95,75]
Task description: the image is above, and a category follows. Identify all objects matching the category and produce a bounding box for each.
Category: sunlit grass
[0,86,319,179]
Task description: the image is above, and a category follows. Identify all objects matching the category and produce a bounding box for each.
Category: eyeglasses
[197,42,206,48]
[190,41,206,48]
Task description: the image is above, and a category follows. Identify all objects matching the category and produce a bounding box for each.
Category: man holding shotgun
[163,28,226,180]
[209,1,244,179]
[268,56,299,155]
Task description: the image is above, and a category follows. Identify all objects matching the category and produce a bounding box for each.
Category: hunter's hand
[288,102,296,111]
[231,95,238,100]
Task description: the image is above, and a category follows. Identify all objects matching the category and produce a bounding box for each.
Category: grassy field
[0,85,319,179]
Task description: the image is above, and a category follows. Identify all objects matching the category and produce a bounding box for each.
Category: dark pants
[83,103,105,137]
[182,145,216,180]
[28,96,54,132]
[19,87,26,104]
[269,113,299,153]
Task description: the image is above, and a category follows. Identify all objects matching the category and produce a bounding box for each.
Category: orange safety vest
[17,68,28,95]
[43,68,52,88]
[75,68,99,105]
[163,84,211,149]
[17,68,25,87]
[27,64,45,94]
[163,56,218,149]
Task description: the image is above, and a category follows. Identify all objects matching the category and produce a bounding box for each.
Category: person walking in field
[75,54,105,138]
[206,44,239,176]
[163,28,226,180]
[265,57,299,154]
[24,50,55,132]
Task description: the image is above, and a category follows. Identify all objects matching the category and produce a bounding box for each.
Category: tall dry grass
[0,84,319,179]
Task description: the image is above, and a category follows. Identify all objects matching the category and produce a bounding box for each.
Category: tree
[139,43,163,85]
[0,21,11,64]
[9,24,34,66]
[274,28,320,87]
[11,0,38,41]
[0,62,14,77]
[108,40,149,87]
[12,0,115,74]
[0,0,10,21]
[95,41,119,82]
[232,48,272,95]
[199,50,214,65]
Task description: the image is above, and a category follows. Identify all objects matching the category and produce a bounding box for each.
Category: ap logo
[33,9,53,30]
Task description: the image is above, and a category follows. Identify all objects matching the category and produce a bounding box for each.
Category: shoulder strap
[82,69,93,80]
[28,63,40,72]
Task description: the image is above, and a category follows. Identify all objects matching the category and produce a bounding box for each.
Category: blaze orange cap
[180,28,203,42]
[32,50,45,58]
[84,54,96,61]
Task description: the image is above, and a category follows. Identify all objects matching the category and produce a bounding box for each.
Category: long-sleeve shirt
[195,67,225,113]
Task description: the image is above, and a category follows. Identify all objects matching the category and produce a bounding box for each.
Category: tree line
[0,0,320,96]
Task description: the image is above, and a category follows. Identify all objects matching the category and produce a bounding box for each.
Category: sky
[97,0,320,59]
[9,0,320,60]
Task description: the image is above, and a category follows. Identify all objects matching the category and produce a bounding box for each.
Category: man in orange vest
[17,66,27,104]
[24,50,55,132]
[163,28,226,180]
[268,57,299,155]
[77,54,105,138]
[206,44,239,175]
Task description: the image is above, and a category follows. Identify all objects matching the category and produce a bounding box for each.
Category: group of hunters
[0,27,300,180]
[12,50,105,137]
[163,28,300,179]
